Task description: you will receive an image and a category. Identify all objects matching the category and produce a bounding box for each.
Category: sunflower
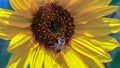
[0,0,120,68]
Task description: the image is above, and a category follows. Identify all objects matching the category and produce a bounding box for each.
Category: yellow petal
[0,23,31,40]
[9,10,32,28]
[103,18,120,33]
[44,53,60,68]
[57,0,77,9]
[94,0,111,6]
[82,36,120,51]
[61,50,88,68]
[71,37,112,63]
[74,18,120,38]
[7,49,31,68]
[30,45,45,68]
[9,0,40,12]
[74,18,110,37]
[75,50,105,68]
[7,33,40,68]
[0,9,13,25]
[61,49,105,68]
[74,6,118,24]
[56,53,69,68]
[0,9,32,40]
[70,0,112,15]
[68,0,96,15]
[7,34,33,68]
[101,38,120,51]
[0,9,32,28]
[8,33,32,52]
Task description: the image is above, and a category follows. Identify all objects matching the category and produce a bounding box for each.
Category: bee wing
[54,44,64,50]
[54,43,59,50]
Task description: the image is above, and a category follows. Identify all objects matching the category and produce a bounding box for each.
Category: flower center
[49,19,63,33]
[31,3,74,52]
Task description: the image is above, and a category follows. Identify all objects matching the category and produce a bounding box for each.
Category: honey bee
[54,37,65,53]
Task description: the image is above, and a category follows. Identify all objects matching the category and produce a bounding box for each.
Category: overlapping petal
[7,33,33,68]
[61,49,105,68]
[0,9,32,40]
[9,0,40,12]
[82,36,120,51]
[30,46,45,68]
[9,10,32,28]
[74,18,120,38]
[68,0,112,15]
[74,6,118,24]
[61,50,88,68]
[70,37,112,63]
[44,53,60,68]
[0,8,32,27]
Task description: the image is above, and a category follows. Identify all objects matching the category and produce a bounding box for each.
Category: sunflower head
[31,3,74,52]
[0,0,120,68]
